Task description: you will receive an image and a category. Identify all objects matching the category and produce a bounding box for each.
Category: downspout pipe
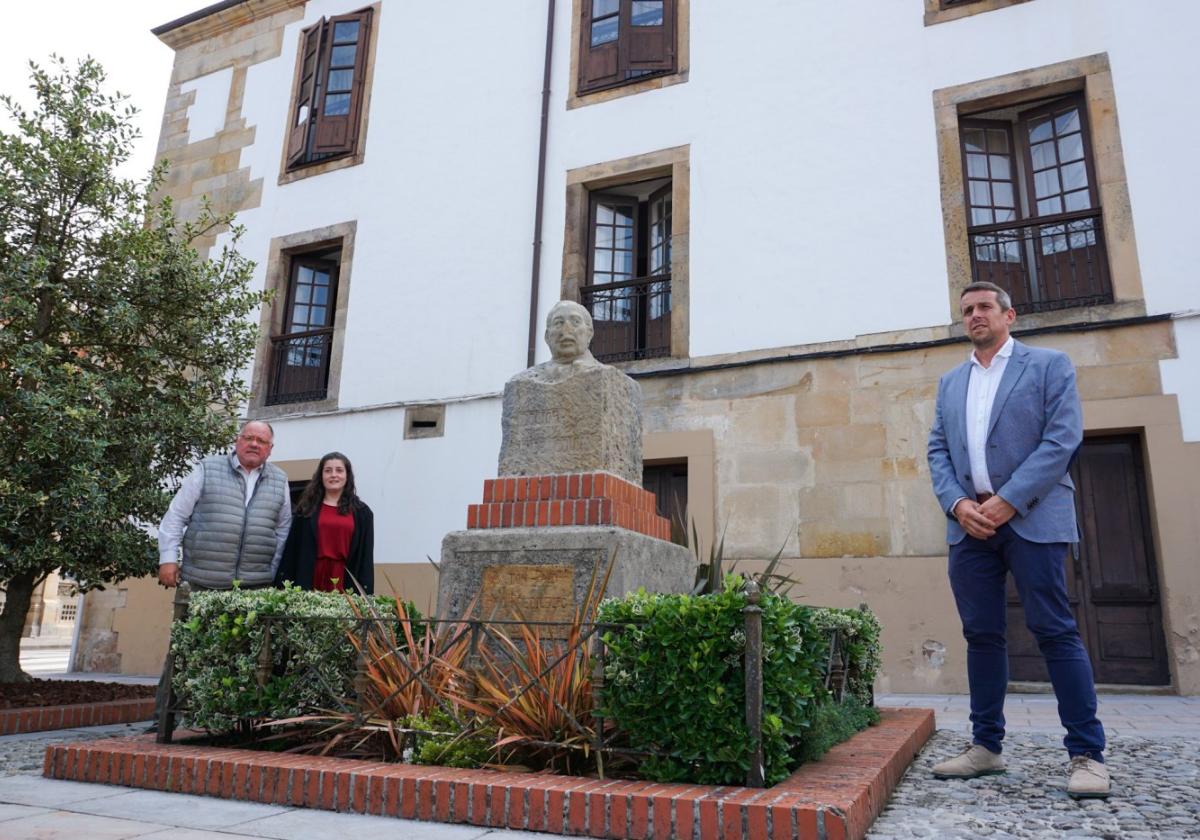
[527,0,556,367]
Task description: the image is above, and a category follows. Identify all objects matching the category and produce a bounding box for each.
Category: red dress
[313,503,355,592]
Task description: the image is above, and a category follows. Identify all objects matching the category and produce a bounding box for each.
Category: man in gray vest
[157,420,291,590]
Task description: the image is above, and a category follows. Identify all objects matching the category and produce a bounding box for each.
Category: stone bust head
[545,300,596,364]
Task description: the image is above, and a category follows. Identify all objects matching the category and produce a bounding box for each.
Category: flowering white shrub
[169,585,398,731]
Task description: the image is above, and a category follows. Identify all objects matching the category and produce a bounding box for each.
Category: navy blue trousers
[948,524,1105,759]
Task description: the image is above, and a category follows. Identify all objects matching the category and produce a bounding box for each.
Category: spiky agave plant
[447,553,615,774]
[263,593,476,760]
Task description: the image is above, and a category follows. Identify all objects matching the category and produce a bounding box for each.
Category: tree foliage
[0,57,266,679]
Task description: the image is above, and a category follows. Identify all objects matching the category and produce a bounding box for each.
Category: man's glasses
[238,434,273,446]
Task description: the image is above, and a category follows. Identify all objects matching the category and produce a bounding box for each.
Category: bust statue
[511,300,603,384]
[498,299,643,483]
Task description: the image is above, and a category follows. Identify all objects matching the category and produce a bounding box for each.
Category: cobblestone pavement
[0,723,143,777]
[867,729,1200,839]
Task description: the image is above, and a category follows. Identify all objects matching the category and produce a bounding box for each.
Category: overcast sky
[2,1,207,180]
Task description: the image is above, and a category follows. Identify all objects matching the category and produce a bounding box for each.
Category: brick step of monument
[482,472,659,514]
[467,498,670,541]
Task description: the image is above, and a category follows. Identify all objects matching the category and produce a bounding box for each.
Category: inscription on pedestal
[481,564,575,625]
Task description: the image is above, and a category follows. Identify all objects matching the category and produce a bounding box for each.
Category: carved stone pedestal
[437,525,694,625]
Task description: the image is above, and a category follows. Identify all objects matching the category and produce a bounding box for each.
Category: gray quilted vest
[181,454,287,589]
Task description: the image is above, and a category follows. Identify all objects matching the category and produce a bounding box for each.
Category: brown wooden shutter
[287,22,323,167]
[312,9,372,157]
[578,0,621,93]
[621,0,675,76]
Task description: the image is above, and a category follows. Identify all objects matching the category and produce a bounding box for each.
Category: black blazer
[275,503,374,594]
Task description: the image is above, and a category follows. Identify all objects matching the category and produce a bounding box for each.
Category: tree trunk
[0,572,35,683]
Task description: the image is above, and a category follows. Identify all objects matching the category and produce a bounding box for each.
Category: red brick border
[1,697,155,735]
[42,707,932,839]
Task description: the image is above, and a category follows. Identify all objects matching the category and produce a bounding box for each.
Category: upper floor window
[581,178,672,361]
[960,93,1112,314]
[286,9,373,171]
[578,0,676,95]
[266,247,340,405]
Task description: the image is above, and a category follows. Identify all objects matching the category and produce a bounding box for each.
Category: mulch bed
[0,679,155,710]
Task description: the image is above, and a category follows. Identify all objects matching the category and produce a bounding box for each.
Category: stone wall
[153,0,306,249]
[639,319,1200,694]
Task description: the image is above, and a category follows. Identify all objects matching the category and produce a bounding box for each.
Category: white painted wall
[269,397,503,565]
[180,67,232,143]
[182,0,1200,560]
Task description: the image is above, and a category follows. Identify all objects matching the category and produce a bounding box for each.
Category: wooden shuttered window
[578,0,676,95]
[286,8,372,170]
[960,93,1111,313]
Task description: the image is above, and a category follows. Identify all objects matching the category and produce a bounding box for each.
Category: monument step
[484,471,658,513]
[467,497,670,540]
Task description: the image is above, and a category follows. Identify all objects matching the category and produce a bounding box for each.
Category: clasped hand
[953,495,1016,539]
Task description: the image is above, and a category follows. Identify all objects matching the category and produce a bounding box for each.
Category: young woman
[275,452,374,594]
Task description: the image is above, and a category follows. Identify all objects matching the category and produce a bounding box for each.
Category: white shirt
[157,454,292,574]
[964,335,1014,496]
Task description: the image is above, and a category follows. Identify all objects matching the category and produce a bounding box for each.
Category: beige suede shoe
[931,744,1006,779]
[1067,756,1111,799]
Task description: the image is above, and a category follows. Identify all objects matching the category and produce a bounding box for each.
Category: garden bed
[0,679,154,709]
[43,706,934,839]
[0,680,155,735]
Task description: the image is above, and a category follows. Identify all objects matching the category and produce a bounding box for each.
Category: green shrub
[597,575,828,786]
[808,606,882,705]
[408,709,496,769]
[170,585,412,731]
[792,696,880,764]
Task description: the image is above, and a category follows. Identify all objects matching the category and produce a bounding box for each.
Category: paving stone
[867,730,1200,839]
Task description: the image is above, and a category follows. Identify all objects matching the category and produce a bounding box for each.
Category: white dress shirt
[157,454,291,574]
[964,335,1014,496]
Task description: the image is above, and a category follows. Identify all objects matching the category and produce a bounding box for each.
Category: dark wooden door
[642,461,687,543]
[1007,435,1170,685]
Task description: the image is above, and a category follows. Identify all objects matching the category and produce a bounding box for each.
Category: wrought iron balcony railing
[968,210,1112,314]
[265,329,334,406]
[579,273,671,363]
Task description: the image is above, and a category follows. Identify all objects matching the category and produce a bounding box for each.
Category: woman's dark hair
[295,451,362,516]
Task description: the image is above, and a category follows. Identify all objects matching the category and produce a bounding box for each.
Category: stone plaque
[481,564,575,625]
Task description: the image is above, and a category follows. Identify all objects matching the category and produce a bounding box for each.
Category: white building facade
[80,0,1200,695]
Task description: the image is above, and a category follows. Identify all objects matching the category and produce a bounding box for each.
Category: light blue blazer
[927,339,1082,545]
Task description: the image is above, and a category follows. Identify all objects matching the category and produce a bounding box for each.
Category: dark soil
[0,679,155,710]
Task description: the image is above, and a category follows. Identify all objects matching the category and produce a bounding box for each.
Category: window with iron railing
[960,93,1112,314]
[580,180,672,361]
[266,251,339,405]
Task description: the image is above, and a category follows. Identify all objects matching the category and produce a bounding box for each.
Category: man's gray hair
[239,419,275,441]
[961,281,1013,312]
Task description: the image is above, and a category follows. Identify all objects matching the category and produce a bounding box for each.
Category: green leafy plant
[792,696,880,765]
[410,709,495,768]
[0,57,266,681]
[809,606,883,705]
[597,574,828,786]
[170,585,390,731]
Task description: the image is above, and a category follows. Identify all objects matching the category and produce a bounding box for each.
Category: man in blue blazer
[927,281,1109,798]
